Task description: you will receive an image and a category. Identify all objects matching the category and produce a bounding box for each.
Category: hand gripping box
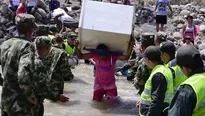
[78,0,134,55]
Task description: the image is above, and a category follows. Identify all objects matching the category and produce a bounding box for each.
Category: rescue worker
[119,33,154,81]
[53,34,64,49]
[155,31,167,46]
[44,35,74,82]
[53,34,79,67]
[139,46,173,116]
[0,14,37,116]
[63,32,76,55]
[34,36,69,116]
[160,41,187,93]
[168,45,205,116]
[133,33,155,95]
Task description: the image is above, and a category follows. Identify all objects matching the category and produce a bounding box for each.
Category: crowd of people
[0,0,205,116]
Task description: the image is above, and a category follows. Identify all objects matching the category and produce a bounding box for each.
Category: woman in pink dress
[75,40,134,103]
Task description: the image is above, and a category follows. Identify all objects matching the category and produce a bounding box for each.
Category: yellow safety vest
[167,61,187,93]
[181,74,205,116]
[64,40,75,55]
[140,65,174,115]
[49,35,55,41]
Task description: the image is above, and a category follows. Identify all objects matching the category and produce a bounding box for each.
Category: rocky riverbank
[1,0,205,45]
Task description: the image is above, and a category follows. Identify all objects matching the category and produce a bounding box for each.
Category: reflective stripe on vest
[181,74,205,116]
[167,61,187,93]
[64,41,75,55]
[140,65,174,107]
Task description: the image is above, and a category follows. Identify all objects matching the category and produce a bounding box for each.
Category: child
[16,0,27,16]
[75,39,134,103]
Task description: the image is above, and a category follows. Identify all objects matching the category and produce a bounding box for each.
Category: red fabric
[88,52,118,91]
[93,88,117,101]
[16,3,27,16]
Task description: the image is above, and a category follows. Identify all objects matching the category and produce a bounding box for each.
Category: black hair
[160,42,176,59]
[186,15,193,20]
[178,53,204,70]
[96,44,108,50]
[54,34,64,43]
[144,46,161,63]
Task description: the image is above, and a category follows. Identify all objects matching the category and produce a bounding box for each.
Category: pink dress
[88,52,118,91]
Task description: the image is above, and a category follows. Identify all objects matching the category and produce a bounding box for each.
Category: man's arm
[168,2,173,17]
[154,0,158,13]
[9,0,14,6]
[168,85,196,116]
[118,36,134,61]
[60,52,74,80]
[75,40,91,59]
[18,44,36,105]
[146,73,167,116]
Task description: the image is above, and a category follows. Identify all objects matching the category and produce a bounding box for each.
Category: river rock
[180,10,190,16]
[200,25,205,32]
[177,24,184,29]
[200,8,205,13]
[0,4,8,16]
[0,16,8,25]
[0,30,3,38]
[193,18,203,25]
[190,13,197,18]
[172,16,185,24]
[199,43,205,50]
[173,32,182,40]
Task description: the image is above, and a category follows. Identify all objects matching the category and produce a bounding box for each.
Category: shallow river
[0,63,140,116]
[43,63,140,116]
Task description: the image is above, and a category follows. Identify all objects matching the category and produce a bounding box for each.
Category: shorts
[156,15,167,24]
[93,88,117,101]
[8,6,18,12]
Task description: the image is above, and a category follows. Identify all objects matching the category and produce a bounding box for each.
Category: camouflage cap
[67,32,77,40]
[141,32,155,41]
[15,13,37,29]
[35,36,52,48]
[155,31,167,41]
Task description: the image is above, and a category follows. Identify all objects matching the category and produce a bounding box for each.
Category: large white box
[78,1,134,54]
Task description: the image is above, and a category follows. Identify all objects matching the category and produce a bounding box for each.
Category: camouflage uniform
[43,47,73,96]
[133,58,151,95]
[0,14,37,116]
[133,33,154,95]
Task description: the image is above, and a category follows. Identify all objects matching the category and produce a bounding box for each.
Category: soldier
[133,33,155,95]
[0,14,37,116]
[118,33,154,81]
[154,31,167,46]
[53,34,65,49]
[34,36,69,116]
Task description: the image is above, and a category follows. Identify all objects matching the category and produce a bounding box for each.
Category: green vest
[49,35,55,41]
[140,65,174,107]
[181,74,205,116]
[64,40,75,55]
[167,61,187,93]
